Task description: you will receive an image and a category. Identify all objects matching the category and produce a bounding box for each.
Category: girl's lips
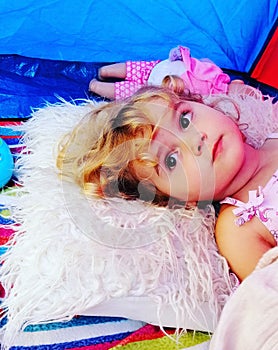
[212,136,223,161]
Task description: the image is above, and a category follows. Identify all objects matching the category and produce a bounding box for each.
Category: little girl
[58,83,278,283]
[89,46,246,100]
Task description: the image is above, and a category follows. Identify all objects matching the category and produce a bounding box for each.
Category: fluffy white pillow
[2,89,276,346]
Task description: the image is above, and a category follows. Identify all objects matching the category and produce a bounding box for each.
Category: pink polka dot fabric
[114,60,160,100]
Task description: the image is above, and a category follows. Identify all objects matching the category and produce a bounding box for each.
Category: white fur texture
[1,90,277,348]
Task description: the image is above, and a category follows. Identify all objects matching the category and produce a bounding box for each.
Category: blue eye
[165,152,177,170]
[180,112,192,129]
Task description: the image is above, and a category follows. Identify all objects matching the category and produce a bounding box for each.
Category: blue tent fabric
[1,0,277,71]
[0,1,277,119]
[0,2,278,348]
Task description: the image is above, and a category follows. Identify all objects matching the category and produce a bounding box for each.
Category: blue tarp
[0,0,277,118]
[0,55,105,118]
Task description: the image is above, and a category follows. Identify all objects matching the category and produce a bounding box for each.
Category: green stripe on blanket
[111,326,210,349]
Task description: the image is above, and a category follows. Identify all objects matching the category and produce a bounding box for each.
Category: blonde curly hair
[57,84,238,206]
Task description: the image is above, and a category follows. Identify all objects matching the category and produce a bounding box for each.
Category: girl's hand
[169,46,182,61]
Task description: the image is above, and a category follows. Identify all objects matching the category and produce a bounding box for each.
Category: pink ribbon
[232,188,265,226]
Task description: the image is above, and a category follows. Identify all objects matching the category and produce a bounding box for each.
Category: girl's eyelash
[165,150,178,170]
[173,102,193,129]
[179,110,193,129]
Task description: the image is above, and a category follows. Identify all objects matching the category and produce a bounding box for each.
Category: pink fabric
[179,46,230,95]
[114,60,160,100]
[210,252,278,350]
[114,47,231,99]
[221,169,278,244]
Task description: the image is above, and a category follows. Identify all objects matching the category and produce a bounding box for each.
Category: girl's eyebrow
[154,163,160,176]
[172,100,185,112]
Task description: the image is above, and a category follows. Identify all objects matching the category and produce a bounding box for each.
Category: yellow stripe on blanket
[112,330,210,349]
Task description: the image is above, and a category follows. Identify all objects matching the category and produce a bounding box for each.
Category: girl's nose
[189,131,207,156]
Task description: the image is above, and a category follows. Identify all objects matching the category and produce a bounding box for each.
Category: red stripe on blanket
[113,324,175,346]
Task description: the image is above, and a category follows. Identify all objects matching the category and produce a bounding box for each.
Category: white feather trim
[2,91,276,348]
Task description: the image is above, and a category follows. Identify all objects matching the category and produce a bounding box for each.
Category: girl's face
[135,98,245,203]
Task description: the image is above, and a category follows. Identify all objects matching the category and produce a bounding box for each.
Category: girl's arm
[215,205,275,281]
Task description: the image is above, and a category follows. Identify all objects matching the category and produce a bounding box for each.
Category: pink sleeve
[179,46,230,95]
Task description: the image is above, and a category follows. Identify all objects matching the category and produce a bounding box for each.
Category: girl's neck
[221,144,263,200]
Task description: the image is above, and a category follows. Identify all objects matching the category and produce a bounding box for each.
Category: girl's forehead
[143,98,173,124]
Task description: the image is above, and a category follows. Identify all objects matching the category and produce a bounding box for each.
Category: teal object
[0,138,13,188]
